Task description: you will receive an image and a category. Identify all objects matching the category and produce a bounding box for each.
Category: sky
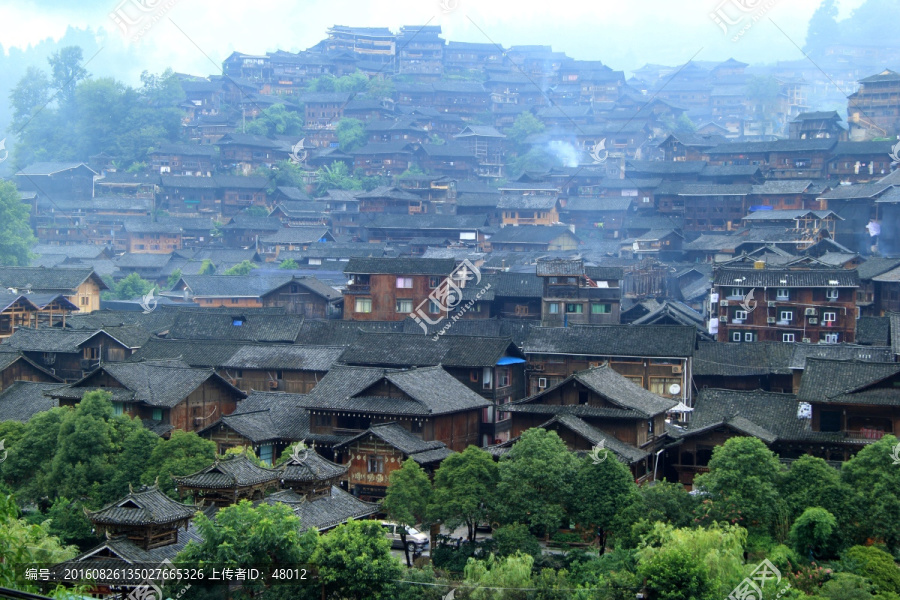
[0,0,868,85]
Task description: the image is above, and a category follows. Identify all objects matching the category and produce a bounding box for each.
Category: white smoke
[545,141,582,167]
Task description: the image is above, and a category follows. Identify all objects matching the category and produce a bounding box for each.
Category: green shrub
[842,545,900,594]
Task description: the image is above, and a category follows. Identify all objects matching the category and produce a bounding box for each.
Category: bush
[842,545,900,594]
[430,536,496,573]
[790,507,837,559]
[493,523,541,558]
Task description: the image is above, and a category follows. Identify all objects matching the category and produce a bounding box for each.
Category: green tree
[278,258,300,269]
[616,481,698,549]
[383,459,433,566]
[492,523,541,559]
[506,112,545,149]
[223,260,256,275]
[177,500,318,598]
[244,205,270,218]
[814,572,877,600]
[0,493,77,593]
[102,426,162,503]
[8,65,51,130]
[49,46,88,108]
[167,268,183,289]
[571,455,639,549]
[506,147,558,179]
[0,181,36,266]
[842,545,900,595]
[841,435,900,551]
[790,507,837,559]
[141,430,217,498]
[692,437,783,533]
[462,552,534,599]
[261,159,308,190]
[495,429,580,537]
[315,161,362,195]
[805,0,841,55]
[635,523,746,600]
[312,519,402,600]
[367,77,395,100]
[40,497,98,550]
[0,407,68,501]
[429,446,499,542]
[113,272,154,300]
[245,103,305,137]
[336,118,367,152]
[198,258,216,275]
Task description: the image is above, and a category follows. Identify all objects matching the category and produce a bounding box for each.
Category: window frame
[396,276,413,289]
[395,299,413,314]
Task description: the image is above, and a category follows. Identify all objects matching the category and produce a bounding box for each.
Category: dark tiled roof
[222,345,343,371]
[53,360,243,408]
[334,422,448,460]
[489,225,578,245]
[856,258,900,280]
[295,320,406,346]
[539,413,648,463]
[497,195,559,210]
[128,338,247,367]
[488,272,544,298]
[260,227,332,244]
[210,402,308,445]
[291,485,380,532]
[343,257,456,275]
[302,365,490,416]
[797,358,900,405]
[857,316,890,346]
[524,325,696,358]
[87,485,195,526]
[712,267,858,288]
[166,312,304,343]
[694,341,794,377]
[0,267,107,292]
[174,455,281,489]
[338,333,521,368]
[683,388,808,444]
[5,327,98,353]
[788,343,893,370]
[279,448,348,483]
[0,381,65,422]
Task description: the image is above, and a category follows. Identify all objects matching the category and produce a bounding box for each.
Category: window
[820,410,841,432]
[410,421,423,434]
[152,408,162,421]
[496,397,511,422]
[776,288,789,300]
[650,377,681,396]
[259,444,273,465]
[355,298,372,313]
[783,333,795,343]
[591,303,611,314]
[429,276,441,288]
[396,277,413,289]
[367,455,385,473]
[578,391,589,404]
[314,414,330,428]
[497,367,510,388]
[396,299,413,313]
[548,303,560,314]
[732,331,742,342]
[823,312,836,323]
[734,310,748,320]
[566,303,583,314]
[79,296,90,306]
[112,402,124,417]
[482,368,492,390]
[779,311,793,322]
[824,333,839,344]
[231,298,239,304]
[428,301,441,314]
[730,287,745,298]
[826,288,839,300]
[83,347,99,360]
[470,370,480,382]
[744,332,754,342]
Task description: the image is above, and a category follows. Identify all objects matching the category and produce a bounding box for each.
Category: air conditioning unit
[193,417,203,428]
[529,363,544,372]
[767,301,777,308]
[802,338,811,343]
[719,316,728,322]
[809,318,818,324]
[804,308,817,316]
[538,377,547,388]
[268,379,279,389]
[672,365,683,374]
[720,300,729,306]
[767,317,776,323]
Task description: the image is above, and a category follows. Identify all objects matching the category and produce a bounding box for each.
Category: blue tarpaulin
[496,357,526,365]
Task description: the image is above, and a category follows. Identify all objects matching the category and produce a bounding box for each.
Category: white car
[381,521,429,553]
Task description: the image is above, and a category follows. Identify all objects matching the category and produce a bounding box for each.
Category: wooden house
[0,267,107,313]
[486,225,580,252]
[173,454,280,506]
[349,143,415,176]
[711,265,859,344]
[148,143,218,176]
[522,324,696,402]
[536,259,622,326]
[219,344,343,393]
[300,364,491,453]
[333,422,453,501]
[123,220,183,254]
[158,175,220,213]
[49,359,246,434]
[85,485,195,550]
[497,195,561,226]
[170,274,341,317]
[0,292,77,340]
[342,257,457,321]
[507,365,677,482]
[6,327,143,381]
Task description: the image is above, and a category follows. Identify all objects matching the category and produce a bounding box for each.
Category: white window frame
[396,299,413,313]
[396,276,413,289]
[744,332,754,342]
[734,310,748,320]
[824,333,839,344]
[826,288,839,300]
[823,311,836,323]
[730,287,744,298]
[548,302,560,314]
[732,331,741,342]
[782,333,795,343]
[776,288,790,300]
[354,298,372,313]
[779,310,793,322]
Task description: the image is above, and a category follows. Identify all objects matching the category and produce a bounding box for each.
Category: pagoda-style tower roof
[173,454,281,506]
[85,484,195,550]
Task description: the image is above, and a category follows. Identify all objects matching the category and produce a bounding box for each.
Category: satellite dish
[668,383,682,396]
